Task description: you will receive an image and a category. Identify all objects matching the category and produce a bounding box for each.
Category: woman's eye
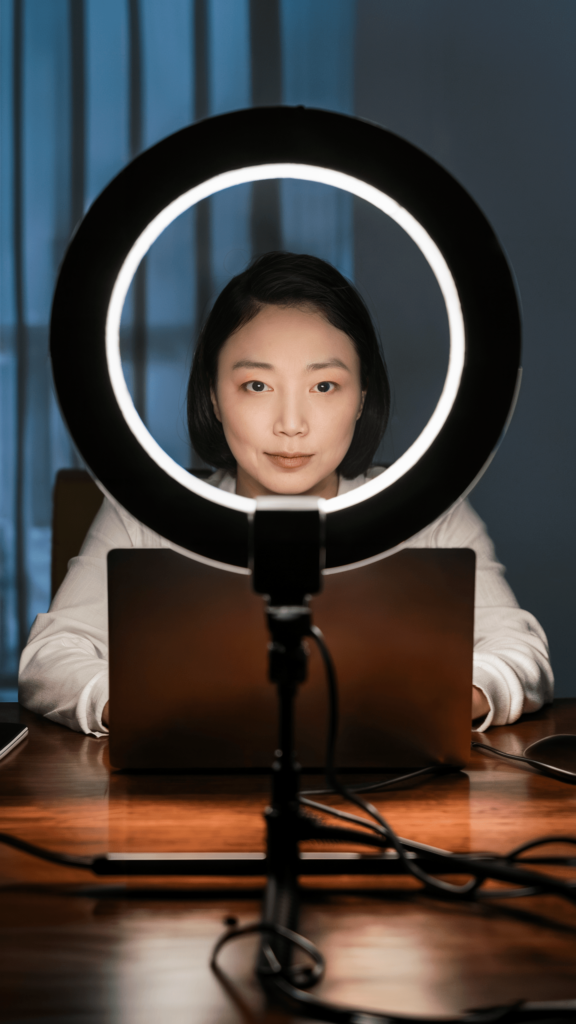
[312,381,336,393]
[244,380,271,392]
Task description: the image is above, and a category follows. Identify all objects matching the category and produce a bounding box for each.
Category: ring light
[50,107,521,571]
[106,163,466,517]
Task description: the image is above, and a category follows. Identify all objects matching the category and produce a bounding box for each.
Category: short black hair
[187,252,390,479]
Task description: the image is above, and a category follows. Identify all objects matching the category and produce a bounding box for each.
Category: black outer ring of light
[50,107,521,570]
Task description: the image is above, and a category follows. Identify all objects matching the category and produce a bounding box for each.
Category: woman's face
[211,304,365,499]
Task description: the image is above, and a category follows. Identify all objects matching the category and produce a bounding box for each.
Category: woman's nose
[273,392,308,437]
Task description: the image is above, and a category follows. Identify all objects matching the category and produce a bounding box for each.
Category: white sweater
[18,471,554,737]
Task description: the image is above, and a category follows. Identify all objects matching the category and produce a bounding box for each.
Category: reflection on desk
[1,700,576,1022]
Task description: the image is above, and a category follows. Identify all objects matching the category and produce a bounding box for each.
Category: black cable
[300,793,401,835]
[472,741,576,783]
[299,793,457,864]
[483,837,576,898]
[307,625,480,898]
[2,826,574,893]
[301,763,443,797]
[0,831,93,869]
[477,887,543,899]
[299,798,576,885]
[211,926,576,1022]
[301,632,576,907]
[210,920,325,989]
[506,836,576,861]
[212,921,481,1023]
[298,649,445,796]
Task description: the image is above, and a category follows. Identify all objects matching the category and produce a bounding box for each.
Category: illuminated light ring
[106,163,465,517]
[50,107,521,572]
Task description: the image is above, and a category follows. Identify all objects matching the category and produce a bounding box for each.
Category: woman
[19,252,553,735]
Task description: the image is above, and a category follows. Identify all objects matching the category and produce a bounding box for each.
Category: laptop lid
[108,548,474,771]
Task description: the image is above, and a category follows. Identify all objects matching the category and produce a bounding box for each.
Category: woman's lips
[265,452,313,470]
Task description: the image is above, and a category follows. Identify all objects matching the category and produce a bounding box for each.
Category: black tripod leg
[259,802,300,977]
[258,679,302,979]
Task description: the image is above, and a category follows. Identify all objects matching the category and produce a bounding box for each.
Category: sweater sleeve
[427,500,554,730]
[18,497,135,737]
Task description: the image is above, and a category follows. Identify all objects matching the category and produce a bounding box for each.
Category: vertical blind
[0,0,357,692]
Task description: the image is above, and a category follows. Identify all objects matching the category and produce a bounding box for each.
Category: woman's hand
[472,686,489,722]
[102,701,109,728]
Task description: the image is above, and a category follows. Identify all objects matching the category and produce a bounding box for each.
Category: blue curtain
[0,0,357,695]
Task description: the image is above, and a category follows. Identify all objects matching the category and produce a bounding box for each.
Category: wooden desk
[1,700,576,1021]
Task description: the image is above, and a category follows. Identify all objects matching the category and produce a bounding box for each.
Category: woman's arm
[424,500,554,731]
[18,497,134,736]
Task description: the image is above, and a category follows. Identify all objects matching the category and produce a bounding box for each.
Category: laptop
[108,548,475,771]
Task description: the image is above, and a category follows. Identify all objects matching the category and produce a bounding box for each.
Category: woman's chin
[253,466,335,497]
[268,478,317,495]
[235,460,339,498]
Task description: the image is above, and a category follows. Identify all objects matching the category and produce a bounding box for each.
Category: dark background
[354,0,576,696]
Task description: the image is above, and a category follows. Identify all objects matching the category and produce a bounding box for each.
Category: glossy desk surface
[1,700,576,1022]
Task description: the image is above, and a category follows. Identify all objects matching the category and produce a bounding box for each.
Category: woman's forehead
[221,304,358,365]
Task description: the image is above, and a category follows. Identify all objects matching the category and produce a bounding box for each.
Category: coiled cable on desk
[210,624,576,1023]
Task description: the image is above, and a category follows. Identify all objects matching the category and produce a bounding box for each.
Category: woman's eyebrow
[232,359,274,370]
[307,358,350,372]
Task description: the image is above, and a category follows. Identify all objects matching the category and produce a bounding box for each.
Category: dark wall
[354,0,576,695]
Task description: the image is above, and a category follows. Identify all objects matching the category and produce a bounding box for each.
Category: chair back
[51,467,214,598]
[51,470,104,598]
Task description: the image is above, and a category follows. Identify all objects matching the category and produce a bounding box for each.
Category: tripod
[259,601,314,975]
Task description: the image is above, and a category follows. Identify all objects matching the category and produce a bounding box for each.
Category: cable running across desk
[472,739,576,781]
[210,624,576,1022]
